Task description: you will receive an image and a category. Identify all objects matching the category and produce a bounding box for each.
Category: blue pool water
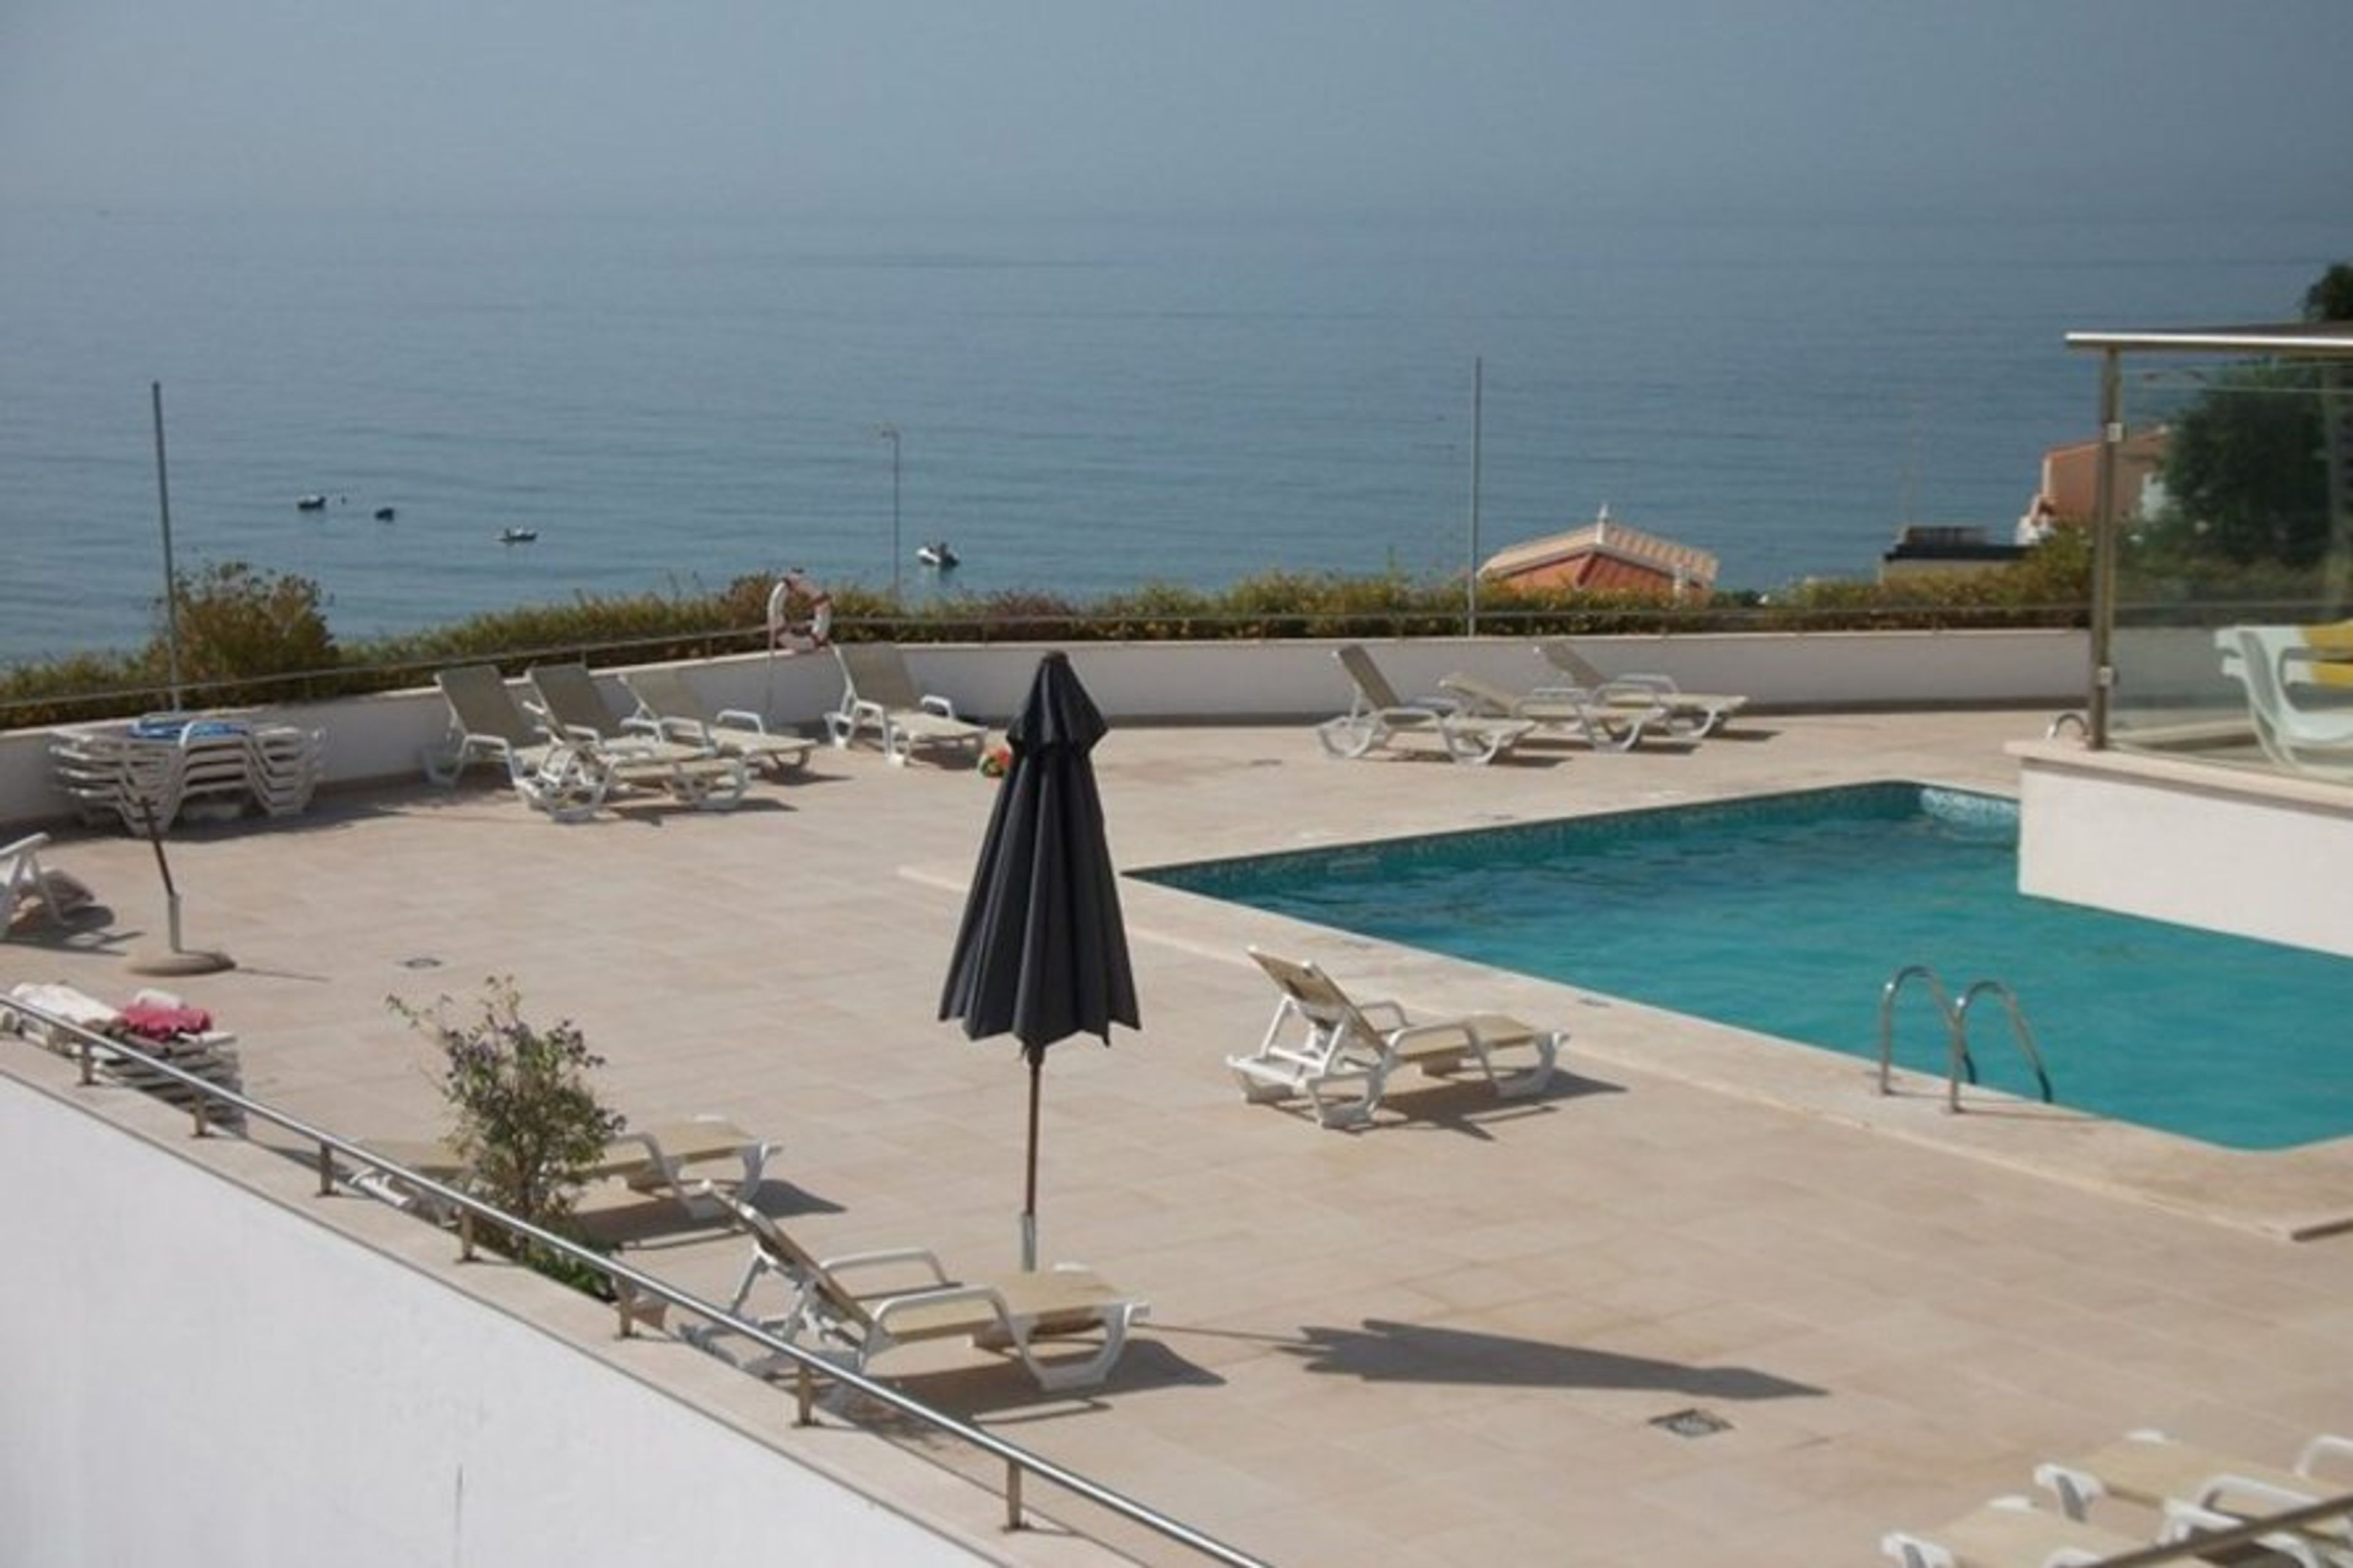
[1139,784,2353,1151]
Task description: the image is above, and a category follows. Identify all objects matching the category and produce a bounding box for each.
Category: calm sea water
[3,204,2346,665]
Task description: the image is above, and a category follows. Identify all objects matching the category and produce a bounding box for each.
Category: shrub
[387,977,625,1252]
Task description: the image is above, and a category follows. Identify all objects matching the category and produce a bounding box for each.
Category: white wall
[0,1067,996,1568]
[2016,740,2353,958]
[0,631,2088,833]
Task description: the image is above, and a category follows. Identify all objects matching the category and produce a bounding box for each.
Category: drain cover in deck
[1649,1407,1732,1438]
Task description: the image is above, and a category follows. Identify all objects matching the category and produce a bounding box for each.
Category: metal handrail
[3,999,1267,1567]
[1955,979,2055,1105]
[1877,964,1973,1104]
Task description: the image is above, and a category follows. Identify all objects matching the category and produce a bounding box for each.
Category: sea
[3,202,2347,667]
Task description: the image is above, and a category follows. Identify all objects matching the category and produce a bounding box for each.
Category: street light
[877,423,903,602]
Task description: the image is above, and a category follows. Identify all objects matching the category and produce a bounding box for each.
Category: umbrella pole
[1021,1046,1042,1271]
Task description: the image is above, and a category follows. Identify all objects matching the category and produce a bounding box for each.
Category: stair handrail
[1877,964,1973,1102]
[1955,978,2055,1105]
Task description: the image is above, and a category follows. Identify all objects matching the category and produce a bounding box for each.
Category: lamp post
[878,423,903,602]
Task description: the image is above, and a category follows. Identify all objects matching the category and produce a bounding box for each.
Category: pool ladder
[1876,964,2053,1113]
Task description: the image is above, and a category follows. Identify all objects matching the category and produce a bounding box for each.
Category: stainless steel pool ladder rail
[1877,964,2054,1112]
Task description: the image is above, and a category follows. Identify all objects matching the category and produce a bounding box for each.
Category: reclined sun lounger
[700,1195,1148,1392]
[426,663,747,818]
[1229,947,1562,1127]
[1437,669,1667,752]
[347,1115,776,1225]
[2216,624,2353,781]
[824,643,989,767]
[1317,644,1536,765]
[527,662,752,811]
[1,833,95,936]
[620,664,815,777]
[2035,1428,2353,1558]
[1537,640,1749,737]
[1881,1491,2265,1568]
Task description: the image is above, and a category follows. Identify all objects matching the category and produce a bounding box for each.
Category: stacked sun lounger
[49,714,327,830]
[1,981,244,1131]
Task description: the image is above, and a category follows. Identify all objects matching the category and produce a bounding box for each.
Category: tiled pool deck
[9,708,2353,1564]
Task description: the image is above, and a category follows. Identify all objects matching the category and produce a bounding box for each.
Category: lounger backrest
[436,664,540,746]
[1248,949,1384,1053]
[623,665,712,724]
[836,643,923,711]
[1442,672,1514,712]
[1538,641,1608,687]
[726,1197,875,1328]
[1335,645,1406,711]
[526,662,618,738]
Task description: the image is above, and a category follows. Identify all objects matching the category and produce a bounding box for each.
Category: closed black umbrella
[940,651,1139,1268]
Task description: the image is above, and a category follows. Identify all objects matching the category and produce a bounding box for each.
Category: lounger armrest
[869,1282,1013,1331]
[1404,692,1465,714]
[1611,672,1680,694]
[2298,1432,2353,1478]
[819,1246,954,1286]
[2194,1471,2321,1511]
[714,707,770,732]
[648,714,715,746]
[2033,1461,2106,1520]
[1594,677,1671,705]
[1353,998,1410,1029]
[919,694,958,719]
[618,713,667,740]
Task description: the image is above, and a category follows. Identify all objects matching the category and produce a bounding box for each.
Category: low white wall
[0,1070,991,1568]
[0,630,2088,833]
[2015,740,2353,958]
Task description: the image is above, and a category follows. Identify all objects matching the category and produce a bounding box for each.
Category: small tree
[162,560,338,694]
[387,977,624,1246]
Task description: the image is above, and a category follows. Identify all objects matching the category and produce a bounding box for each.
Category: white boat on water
[499,527,539,545]
[915,540,959,568]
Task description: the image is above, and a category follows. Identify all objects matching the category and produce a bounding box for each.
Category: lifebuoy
[765,571,833,653]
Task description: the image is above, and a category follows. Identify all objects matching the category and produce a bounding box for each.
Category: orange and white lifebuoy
[765,570,833,654]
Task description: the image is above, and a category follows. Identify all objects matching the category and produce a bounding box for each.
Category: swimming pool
[1139,782,2353,1151]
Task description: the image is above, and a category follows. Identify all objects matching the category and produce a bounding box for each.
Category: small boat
[915,540,959,569]
[373,506,396,521]
[499,526,539,545]
[295,494,327,512]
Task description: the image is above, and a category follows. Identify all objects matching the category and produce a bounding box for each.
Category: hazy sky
[4,1,2344,220]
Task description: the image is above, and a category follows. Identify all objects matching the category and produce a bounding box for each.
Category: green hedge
[0,545,2094,732]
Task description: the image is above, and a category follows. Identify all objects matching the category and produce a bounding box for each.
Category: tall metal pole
[879,423,903,602]
[151,381,183,709]
[1466,357,1483,638]
[2088,349,2121,749]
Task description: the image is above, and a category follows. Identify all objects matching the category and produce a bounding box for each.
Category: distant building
[1879,524,2026,581]
[2018,426,2170,543]
[1477,506,1718,599]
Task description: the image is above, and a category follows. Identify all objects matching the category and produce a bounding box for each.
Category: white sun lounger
[824,643,989,767]
[1537,640,1749,737]
[700,1195,1148,1392]
[1,833,95,936]
[1438,669,1667,752]
[1317,644,1535,765]
[1229,947,1561,1127]
[620,664,815,776]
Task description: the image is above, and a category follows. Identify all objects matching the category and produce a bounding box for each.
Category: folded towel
[118,1001,214,1040]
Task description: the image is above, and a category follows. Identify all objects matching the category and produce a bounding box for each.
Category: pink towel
[117,1001,213,1040]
